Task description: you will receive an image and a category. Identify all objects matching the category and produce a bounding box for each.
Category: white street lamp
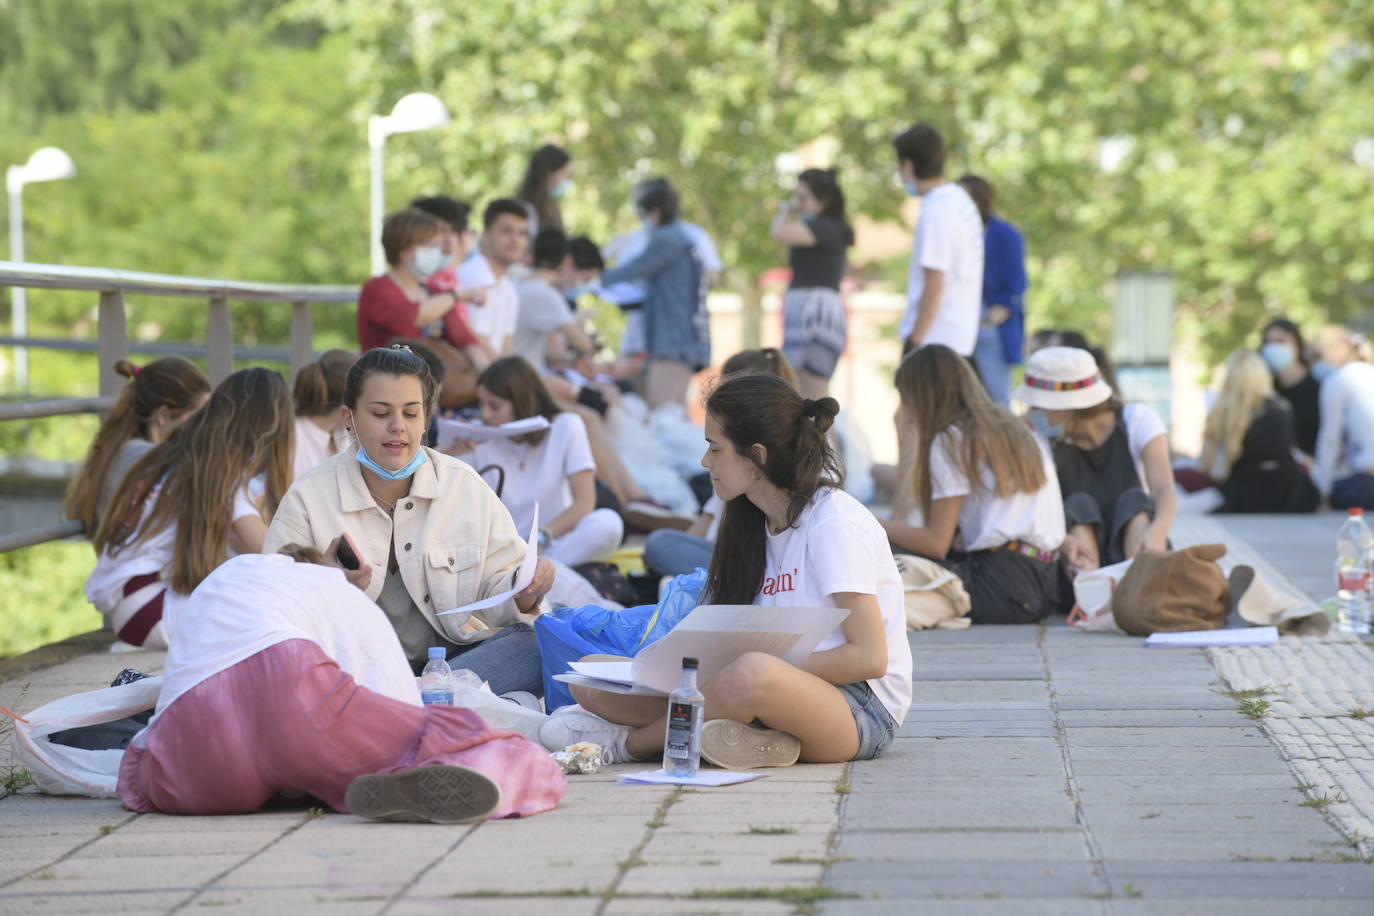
[368,92,450,275]
[7,146,77,391]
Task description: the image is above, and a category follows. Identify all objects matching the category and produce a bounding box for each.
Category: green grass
[1300,791,1348,810]
[1347,706,1372,720]
[746,826,797,835]
[1216,686,1271,701]
[2,766,34,793]
[1237,698,1271,719]
[0,540,101,658]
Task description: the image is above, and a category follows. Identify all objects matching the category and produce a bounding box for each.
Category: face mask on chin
[1311,359,1336,383]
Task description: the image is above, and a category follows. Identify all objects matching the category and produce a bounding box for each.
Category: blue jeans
[643,529,714,578]
[1332,473,1374,510]
[838,681,896,760]
[446,623,543,696]
[973,324,1012,406]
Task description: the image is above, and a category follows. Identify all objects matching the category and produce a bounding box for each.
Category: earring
[752,470,761,481]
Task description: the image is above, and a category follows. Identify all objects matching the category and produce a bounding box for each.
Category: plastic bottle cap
[1351,508,1365,516]
[428,647,446,659]
[682,657,699,669]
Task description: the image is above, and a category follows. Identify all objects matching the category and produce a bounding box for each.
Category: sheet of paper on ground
[437,506,539,618]
[617,768,769,787]
[1145,626,1279,648]
[555,604,849,695]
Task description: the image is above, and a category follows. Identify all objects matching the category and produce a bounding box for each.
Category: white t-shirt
[85,478,264,620]
[1121,403,1168,493]
[900,182,985,355]
[754,486,912,725]
[1315,361,1374,495]
[929,427,1066,552]
[293,417,334,481]
[514,277,574,374]
[464,412,595,535]
[702,493,725,541]
[457,253,519,353]
[153,553,421,719]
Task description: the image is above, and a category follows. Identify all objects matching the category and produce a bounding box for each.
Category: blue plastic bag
[535,568,707,711]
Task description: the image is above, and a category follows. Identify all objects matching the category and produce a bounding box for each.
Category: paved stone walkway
[2,515,1373,914]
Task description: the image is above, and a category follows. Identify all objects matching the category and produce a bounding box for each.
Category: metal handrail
[0,261,357,302]
[0,520,84,553]
[0,397,115,422]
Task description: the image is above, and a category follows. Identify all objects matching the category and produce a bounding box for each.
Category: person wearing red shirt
[358,208,478,353]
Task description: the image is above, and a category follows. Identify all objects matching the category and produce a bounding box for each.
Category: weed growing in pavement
[1123,883,1144,897]
[616,856,645,870]
[303,807,325,819]
[1,766,33,793]
[1237,698,1271,719]
[773,854,853,866]
[98,825,117,835]
[690,886,858,905]
[833,774,851,795]
[1300,791,1348,809]
[747,826,797,835]
[1347,706,1371,720]
[1216,685,1271,701]
[1139,811,1161,819]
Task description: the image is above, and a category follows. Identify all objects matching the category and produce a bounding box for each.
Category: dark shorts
[839,681,896,760]
[783,287,847,378]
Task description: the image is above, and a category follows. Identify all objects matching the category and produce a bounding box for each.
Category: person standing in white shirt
[892,122,984,356]
[457,199,528,358]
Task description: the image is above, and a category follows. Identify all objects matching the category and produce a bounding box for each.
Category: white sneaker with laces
[537,710,635,764]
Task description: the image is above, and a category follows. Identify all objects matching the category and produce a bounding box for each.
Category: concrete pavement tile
[1065,726,1270,746]
[69,829,276,858]
[187,886,394,913]
[0,890,188,913]
[1109,901,1374,916]
[827,858,1101,899]
[641,831,831,859]
[1058,710,1257,727]
[617,861,821,895]
[1068,744,1279,760]
[213,851,437,890]
[821,900,1107,916]
[911,665,1045,681]
[406,854,622,897]
[604,899,795,915]
[1054,694,1237,711]
[841,795,1076,830]
[117,811,307,833]
[836,830,1086,861]
[392,898,600,915]
[1071,755,1292,775]
[5,854,227,894]
[1077,789,1310,807]
[1093,833,1356,862]
[1073,774,1298,792]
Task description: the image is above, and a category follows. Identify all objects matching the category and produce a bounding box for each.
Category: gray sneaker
[699,719,801,769]
[345,765,502,824]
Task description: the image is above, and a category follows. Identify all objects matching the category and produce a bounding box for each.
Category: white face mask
[409,245,446,282]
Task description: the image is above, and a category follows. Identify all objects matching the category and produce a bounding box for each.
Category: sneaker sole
[345,765,502,824]
[623,507,693,533]
[699,719,801,769]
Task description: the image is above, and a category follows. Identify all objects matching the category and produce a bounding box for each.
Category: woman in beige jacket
[265,346,555,695]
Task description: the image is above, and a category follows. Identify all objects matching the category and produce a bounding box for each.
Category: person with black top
[770,168,854,400]
[1199,349,1318,513]
[1260,317,1320,457]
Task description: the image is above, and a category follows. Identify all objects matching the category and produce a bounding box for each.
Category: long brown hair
[294,349,356,417]
[895,345,1047,515]
[94,368,294,594]
[516,143,570,229]
[63,357,210,534]
[703,374,842,605]
[476,356,560,445]
[720,348,799,390]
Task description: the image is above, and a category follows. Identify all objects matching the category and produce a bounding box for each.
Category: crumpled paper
[551,742,603,775]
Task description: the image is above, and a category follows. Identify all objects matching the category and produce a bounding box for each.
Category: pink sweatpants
[117,639,566,818]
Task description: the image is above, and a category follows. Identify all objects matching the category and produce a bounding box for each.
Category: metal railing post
[289,300,313,380]
[206,295,233,383]
[96,289,128,398]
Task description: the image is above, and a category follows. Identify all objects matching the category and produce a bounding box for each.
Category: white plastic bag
[9,677,162,798]
[427,670,547,744]
[1067,560,1133,634]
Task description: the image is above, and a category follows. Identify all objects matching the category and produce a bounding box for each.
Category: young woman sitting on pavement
[540,373,911,768]
[292,349,357,480]
[1309,325,1374,510]
[117,548,565,823]
[263,345,556,697]
[64,356,210,537]
[881,344,1066,624]
[449,355,624,568]
[86,368,292,649]
[1016,346,1177,573]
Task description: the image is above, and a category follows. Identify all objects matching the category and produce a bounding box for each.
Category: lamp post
[368,92,450,275]
[7,146,76,392]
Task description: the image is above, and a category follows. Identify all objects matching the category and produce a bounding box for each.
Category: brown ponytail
[63,357,210,535]
[293,349,357,417]
[703,374,843,605]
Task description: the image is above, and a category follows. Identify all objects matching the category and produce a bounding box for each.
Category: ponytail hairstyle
[95,368,294,595]
[796,168,854,246]
[720,347,799,390]
[63,357,210,534]
[703,374,843,605]
[956,174,994,227]
[293,349,357,418]
[516,143,571,230]
[476,355,561,445]
[894,344,1047,516]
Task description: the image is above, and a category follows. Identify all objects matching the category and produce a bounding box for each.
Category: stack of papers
[436,416,550,449]
[617,769,769,787]
[1144,626,1279,648]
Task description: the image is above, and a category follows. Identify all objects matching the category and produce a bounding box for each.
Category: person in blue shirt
[959,175,1027,406]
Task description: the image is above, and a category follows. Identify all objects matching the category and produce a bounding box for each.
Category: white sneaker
[500,690,543,712]
[537,710,634,764]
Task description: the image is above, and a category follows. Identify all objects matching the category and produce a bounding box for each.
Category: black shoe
[345,765,502,824]
[110,668,149,688]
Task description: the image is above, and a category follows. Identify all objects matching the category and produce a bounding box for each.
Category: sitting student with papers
[538,375,913,771]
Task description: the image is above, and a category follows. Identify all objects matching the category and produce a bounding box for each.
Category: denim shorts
[838,681,896,760]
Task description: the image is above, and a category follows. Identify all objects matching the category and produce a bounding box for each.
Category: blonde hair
[1314,325,1374,366]
[895,345,1047,515]
[94,368,294,594]
[1199,350,1273,480]
[63,357,210,534]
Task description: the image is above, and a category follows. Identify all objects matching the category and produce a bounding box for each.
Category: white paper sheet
[436,416,550,449]
[569,661,634,684]
[1144,626,1278,648]
[436,506,539,617]
[617,768,769,787]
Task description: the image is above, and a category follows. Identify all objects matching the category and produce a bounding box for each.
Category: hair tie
[130,364,142,376]
[802,398,817,418]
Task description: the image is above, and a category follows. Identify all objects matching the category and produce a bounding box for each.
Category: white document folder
[553,603,850,696]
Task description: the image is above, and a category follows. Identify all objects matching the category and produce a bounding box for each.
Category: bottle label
[1338,569,1371,592]
[421,689,454,706]
[665,701,695,757]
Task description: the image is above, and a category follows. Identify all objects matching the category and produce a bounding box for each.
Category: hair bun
[114,359,140,380]
[802,397,840,433]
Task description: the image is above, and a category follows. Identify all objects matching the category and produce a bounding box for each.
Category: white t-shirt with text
[900,182,985,355]
[929,427,1066,552]
[754,486,912,725]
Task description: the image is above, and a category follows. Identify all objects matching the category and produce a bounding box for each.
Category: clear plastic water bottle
[420,647,454,706]
[663,657,705,777]
[1336,508,1373,635]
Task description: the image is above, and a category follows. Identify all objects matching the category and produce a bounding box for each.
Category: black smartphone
[335,534,361,571]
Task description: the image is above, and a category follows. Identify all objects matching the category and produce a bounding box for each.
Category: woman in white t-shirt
[542,373,912,769]
[1014,347,1177,571]
[292,349,356,480]
[87,369,294,648]
[453,356,623,567]
[882,345,1066,624]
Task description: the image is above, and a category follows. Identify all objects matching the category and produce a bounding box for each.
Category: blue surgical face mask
[1028,408,1064,441]
[1311,359,1336,383]
[903,180,922,197]
[356,443,429,481]
[409,245,446,282]
[1259,342,1294,373]
[550,179,572,200]
[640,216,655,232]
[565,283,590,301]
